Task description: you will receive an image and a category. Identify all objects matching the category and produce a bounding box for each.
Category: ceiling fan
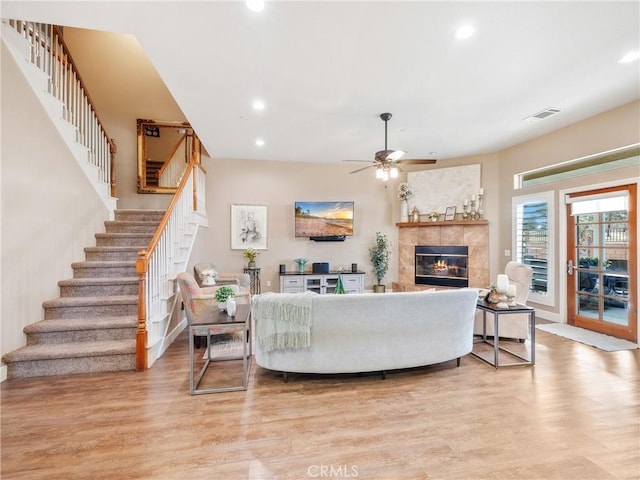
[348,113,437,180]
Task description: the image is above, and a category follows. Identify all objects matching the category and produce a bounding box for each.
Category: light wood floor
[2,327,639,480]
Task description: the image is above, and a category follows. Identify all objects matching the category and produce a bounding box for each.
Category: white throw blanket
[252,292,316,352]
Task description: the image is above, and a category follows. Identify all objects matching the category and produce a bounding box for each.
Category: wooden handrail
[135,156,202,370]
[157,134,188,179]
[8,20,116,196]
[52,25,110,133]
[140,157,198,265]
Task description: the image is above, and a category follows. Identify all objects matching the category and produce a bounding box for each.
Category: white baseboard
[535,309,561,323]
[163,318,188,354]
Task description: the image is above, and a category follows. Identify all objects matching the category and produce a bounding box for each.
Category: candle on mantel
[463,198,468,206]
[479,188,484,195]
[507,284,517,297]
[471,194,477,201]
[496,274,509,292]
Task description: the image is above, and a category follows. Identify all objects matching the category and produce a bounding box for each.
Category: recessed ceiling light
[456,24,475,40]
[618,51,640,63]
[255,138,265,146]
[246,1,264,12]
[252,100,265,111]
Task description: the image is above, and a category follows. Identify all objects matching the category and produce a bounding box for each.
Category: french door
[566,184,637,342]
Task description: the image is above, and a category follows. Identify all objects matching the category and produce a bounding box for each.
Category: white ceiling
[3,1,639,165]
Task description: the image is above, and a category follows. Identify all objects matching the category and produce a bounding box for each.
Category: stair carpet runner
[2,210,165,378]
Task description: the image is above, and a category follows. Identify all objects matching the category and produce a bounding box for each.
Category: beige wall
[1,43,111,374]
[497,101,640,319]
[188,158,403,292]
[62,27,185,210]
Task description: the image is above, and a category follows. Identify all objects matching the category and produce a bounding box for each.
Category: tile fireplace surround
[395,220,489,291]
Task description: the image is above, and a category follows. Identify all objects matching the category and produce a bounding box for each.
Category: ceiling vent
[525,107,563,121]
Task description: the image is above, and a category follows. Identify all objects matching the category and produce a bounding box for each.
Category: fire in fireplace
[415,246,469,288]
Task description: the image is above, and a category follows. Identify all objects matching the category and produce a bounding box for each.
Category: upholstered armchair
[193,262,251,290]
[474,261,534,340]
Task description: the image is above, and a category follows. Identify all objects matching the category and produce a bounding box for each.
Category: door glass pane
[578,292,600,319]
[574,202,630,327]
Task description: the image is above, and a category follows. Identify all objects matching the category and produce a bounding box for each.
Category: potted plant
[369,232,390,293]
[214,286,235,311]
[243,248,259,268]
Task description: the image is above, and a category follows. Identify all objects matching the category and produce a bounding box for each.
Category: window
[513,191,555,306]
[515,144,639,189]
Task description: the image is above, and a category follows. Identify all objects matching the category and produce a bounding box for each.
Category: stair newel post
[136,250,148,371]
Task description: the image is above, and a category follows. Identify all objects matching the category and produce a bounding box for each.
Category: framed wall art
[230,204,267,250]
[445,206,457,221]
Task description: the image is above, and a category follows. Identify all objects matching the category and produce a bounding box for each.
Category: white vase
[226,297,237,317]
[400,199,409,222]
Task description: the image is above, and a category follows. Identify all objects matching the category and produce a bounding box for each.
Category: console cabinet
[280,272,364,294]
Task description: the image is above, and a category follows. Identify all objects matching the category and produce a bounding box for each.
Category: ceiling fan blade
[344,159,374,163]
[349,165,375,174]
[397,159,437,165]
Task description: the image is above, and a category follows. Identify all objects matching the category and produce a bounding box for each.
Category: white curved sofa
[253,289,478,379]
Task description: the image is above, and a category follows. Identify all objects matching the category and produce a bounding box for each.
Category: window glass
[513,191,555,306]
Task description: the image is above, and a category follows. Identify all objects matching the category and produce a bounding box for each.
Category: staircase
[2,210,165,378]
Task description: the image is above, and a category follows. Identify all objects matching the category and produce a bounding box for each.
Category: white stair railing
[158,133,191,187]
[136,160,207,369]
[5,19,116,197]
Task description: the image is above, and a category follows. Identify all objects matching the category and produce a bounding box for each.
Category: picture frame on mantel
[445,206,457,221]
[231,204,268,250]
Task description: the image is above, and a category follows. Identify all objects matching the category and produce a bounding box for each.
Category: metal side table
[471,300,535,368]
[188,303,251,394]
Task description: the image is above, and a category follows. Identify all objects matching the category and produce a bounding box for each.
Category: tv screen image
[295,201,354,238]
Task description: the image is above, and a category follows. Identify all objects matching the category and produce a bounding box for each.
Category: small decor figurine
[294,258,308,274]
[485,287,501,304]
[243,248,259,268]
[226,296,237,317]
[214,286,235,311]
[411,206,420,223]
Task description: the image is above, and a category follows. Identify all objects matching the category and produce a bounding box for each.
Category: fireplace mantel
[396,220,488,227]
[396,221,489,288]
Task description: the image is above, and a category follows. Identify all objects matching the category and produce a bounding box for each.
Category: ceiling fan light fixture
[387,150,405,161]
[376,167,384,179]
[390,166,399,178]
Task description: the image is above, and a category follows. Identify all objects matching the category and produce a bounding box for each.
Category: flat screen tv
[295,201,354,240]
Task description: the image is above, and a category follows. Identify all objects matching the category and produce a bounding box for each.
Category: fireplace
[415,246,469,288]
